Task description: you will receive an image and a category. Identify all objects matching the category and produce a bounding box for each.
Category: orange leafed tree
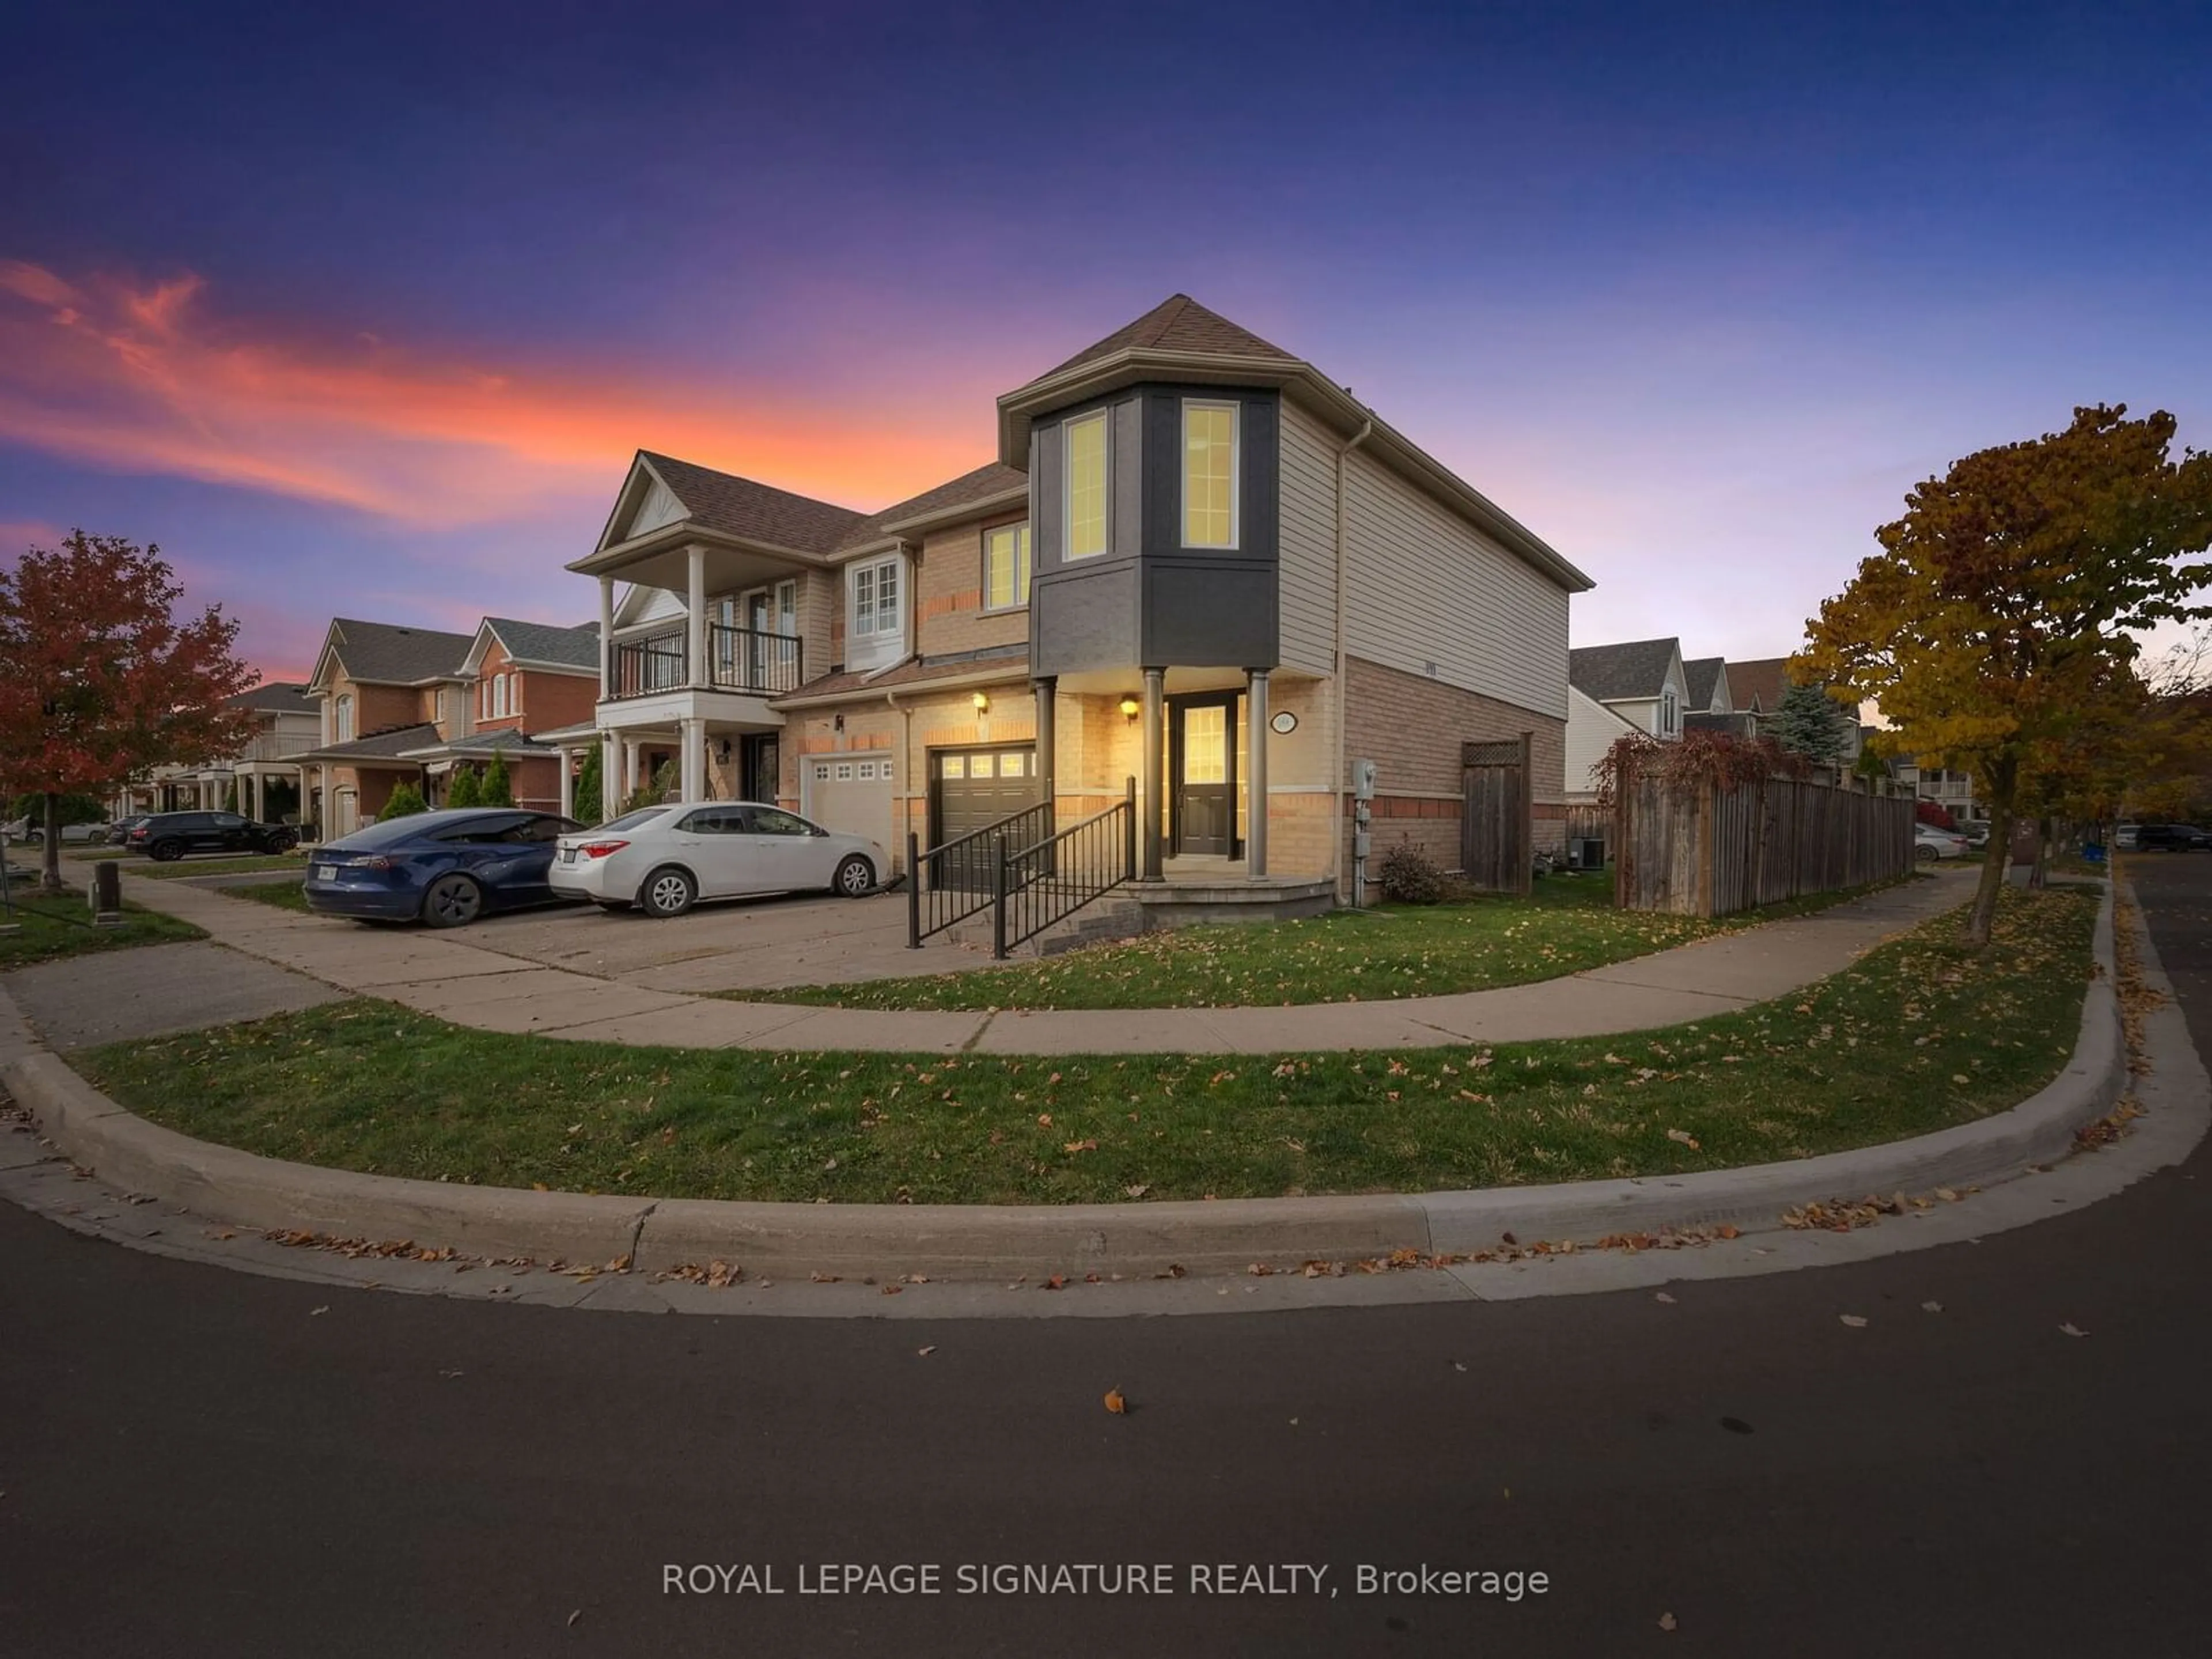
[1797,406,2212,945]
[0,532,259,892]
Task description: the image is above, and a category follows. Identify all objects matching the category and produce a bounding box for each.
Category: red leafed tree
[1914,798,1957,831]
[0,532,259,892]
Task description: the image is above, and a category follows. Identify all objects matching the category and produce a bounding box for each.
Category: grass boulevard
[76,885,2099,1207]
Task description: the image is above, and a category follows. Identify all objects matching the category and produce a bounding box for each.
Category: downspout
[1331,415,1374,897]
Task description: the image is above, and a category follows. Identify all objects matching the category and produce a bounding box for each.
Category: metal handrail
[992,778,1137,959]
[905,798,1058,947]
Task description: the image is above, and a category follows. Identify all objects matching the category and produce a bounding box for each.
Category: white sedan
[1915,824,1970,861]
[551,802,887,918]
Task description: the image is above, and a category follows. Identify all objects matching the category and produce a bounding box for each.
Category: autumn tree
[0,532,257,892]
[1798,406,2212,944]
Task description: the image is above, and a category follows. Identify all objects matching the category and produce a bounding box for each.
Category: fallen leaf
[1042,1274,1065,1291]
[1450,1361,1468,1373]
[1658,1612,1678,1631]
[916,1346,937,1358]
[2059,1321,2088,1338]
[1665,1128,1701,1149]
[1063,1138,1098,1154]
[1124,1183,1150,1199]
[1922,1301,1943,1313]
[1104,1387,1127,1415]
[567,1609,582,1628]
[309,1305,329,1316]
[1655,1291,1677,1304]
[881,1283,902,1296]
[1839,1314,1868,1328]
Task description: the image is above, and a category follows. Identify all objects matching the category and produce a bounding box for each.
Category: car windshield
[592,808,672,833]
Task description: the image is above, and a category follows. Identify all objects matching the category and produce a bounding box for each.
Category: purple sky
[5,0,2207,681]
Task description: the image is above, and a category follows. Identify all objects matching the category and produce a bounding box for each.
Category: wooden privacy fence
[1615,768,1914,916]
[1460,734,1533,896]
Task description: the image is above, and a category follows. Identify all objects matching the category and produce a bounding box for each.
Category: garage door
[932,746,1039,844]
[802,754,893,852]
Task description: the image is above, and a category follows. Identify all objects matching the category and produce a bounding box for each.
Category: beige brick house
[569,295,1591,902]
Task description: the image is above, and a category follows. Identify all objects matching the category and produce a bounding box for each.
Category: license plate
[315,865,338,882]
[559,847,575,863]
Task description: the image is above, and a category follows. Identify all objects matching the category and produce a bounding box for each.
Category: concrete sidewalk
[91,868,1978,1055]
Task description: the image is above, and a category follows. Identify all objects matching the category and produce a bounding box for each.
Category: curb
[1,886,2123,1280]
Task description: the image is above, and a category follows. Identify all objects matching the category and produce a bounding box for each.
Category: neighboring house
[1683,657,1732,718]
[1564,638,1690,796]
[294,615,605,836]
[1894,760,1982,825]
[113,683,320,821]
[566,293,1594,897]
[1731,655,1863,760]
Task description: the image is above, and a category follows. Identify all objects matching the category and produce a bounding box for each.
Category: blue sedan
[304,808,585,927]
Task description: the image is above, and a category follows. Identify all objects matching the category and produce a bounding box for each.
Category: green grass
[745,873,1916,1010]
[74,885,2096,1206]
[0,887,206,967]
[130,853,312,880]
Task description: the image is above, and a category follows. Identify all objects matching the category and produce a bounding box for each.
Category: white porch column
[600,733,620,821]
[1245,669,1270,878]
[623,740,640,797]
[558,748,575,820]
[680,718,706,804]
[599,575,616,698]
[318,765,331,839]
[686,545,707,690]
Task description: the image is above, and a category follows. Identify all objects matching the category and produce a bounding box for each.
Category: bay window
[1065,412,1108,559]
[1181,400,1238,547]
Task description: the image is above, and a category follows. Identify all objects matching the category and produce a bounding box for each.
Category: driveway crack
[961,1012,997,1052]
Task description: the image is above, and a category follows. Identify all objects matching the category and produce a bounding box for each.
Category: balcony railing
[242,732,317,762]
[609,624,805,700]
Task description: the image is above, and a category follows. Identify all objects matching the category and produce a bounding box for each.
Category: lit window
[335,695,354,743]
[1182,402,1237,547]
[1065,413,1107,559]
[853,557,901,638]
[985,523,1032,609]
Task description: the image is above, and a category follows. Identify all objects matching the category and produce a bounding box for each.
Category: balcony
[609,623,804,700]
[241,732,317,762]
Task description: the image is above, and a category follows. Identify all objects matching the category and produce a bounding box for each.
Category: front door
[1170,695,1238,857]
[741,733,779,805]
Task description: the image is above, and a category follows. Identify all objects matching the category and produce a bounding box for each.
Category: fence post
[1123,776,1137,878]
[905,830,922,948]
[991,838,1009,960]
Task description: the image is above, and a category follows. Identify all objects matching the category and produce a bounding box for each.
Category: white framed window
[835,762,854,781]
[507,673,521,717]
[1181,400,1238,548]
[1661,690,1679,735]
[1065,411,1108,559]
[480,679,491,719]
[851,557,902,638]
[984,522,1032,611]
[775,578,797,635]
[334,694,354,744]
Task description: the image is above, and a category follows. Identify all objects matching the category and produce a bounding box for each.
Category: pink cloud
[0,258,995,529]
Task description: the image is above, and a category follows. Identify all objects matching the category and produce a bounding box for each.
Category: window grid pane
[1067,416,1107,558]
[1183,404,1235,547]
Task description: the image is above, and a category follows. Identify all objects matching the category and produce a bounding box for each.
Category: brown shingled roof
[770,647,1032,706]
[1727,657,1791,715]
[831,462,1029,552]
[1040,294,1299,380]
[640,451,869,554]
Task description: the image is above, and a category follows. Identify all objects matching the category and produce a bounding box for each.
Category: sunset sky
[5,0,2207,682]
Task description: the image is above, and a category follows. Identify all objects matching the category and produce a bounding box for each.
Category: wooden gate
[1461,734,1533,896]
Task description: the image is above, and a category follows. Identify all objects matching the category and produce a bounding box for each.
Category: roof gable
[1569,638,1683,704]
[593,450,869,558]
[1728,657,1791,714]
[828,461,1031,555]
[467,616,601,676]
[313,618,475,689]
[226,681,313,715]
[1682,657,1730,714]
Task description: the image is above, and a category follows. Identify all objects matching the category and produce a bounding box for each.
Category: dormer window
[849,554,905,671]
[1661,689,1679,735]
[1065,412,1108,559]
[1181,400,1238,548]
[335,694,354,743]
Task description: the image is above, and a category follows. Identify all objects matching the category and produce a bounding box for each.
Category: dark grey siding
[1029,382,1280,676]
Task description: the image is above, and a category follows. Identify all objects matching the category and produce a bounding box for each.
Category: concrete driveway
[444,887,995,993]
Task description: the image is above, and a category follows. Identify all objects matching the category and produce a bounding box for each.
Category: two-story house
[1564,637,1691,797]
[569,294,1593,899]
[294,616,605,836]
[113,682,320,821]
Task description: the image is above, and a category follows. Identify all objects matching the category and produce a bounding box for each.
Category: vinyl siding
[1565,685,1635,796]
[1277,400,1340,677]
[1341,448,1570,721]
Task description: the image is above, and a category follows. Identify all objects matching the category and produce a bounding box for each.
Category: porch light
[972,691,990,713]
[1118,694,1141,721]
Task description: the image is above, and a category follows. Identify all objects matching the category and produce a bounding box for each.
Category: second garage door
[931,745,1038,844]
[802,754,893,852]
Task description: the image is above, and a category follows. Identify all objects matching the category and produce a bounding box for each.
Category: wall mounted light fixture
[972,691,991,713]
[833,713,845,733]
[1118,694,1141,722]
[716,738,732,762]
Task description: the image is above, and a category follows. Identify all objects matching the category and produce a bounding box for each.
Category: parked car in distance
[2114,823,2141,851]
[127,810,299,861]
[1915,824,1970,861]
[306,808,583,926]
[551,802,887,918]
[107,813,155,847]
[3,816,113,844]
[2132,823,2212,853]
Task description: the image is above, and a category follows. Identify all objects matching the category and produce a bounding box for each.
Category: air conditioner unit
[1570,836,1606,870]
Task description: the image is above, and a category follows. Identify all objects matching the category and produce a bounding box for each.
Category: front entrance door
[1170,695,1238,857]
[740,733,779,805]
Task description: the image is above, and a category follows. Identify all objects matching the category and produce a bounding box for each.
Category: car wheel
[1915,844,1937,863]
[269,831,298,853]
[420,873,486,928]
[639,866,696,919]
[832,853,876,897]
[149,838,184,863]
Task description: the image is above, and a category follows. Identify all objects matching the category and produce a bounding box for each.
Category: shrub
[446,766,482,809]
[481,748,514,807]
[1377,840,1446,904]
[574,745,602,827]
[1915,798,1956,831]
[624,758,677,813]
[377,783,428,821]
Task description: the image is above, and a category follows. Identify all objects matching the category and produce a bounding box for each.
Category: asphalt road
[5,863,2211,1657]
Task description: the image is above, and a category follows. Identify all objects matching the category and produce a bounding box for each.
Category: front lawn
[745,873,1914,1010]
[128,853,312,880]
[0,888,206,968]
[77,885,2097,1206]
